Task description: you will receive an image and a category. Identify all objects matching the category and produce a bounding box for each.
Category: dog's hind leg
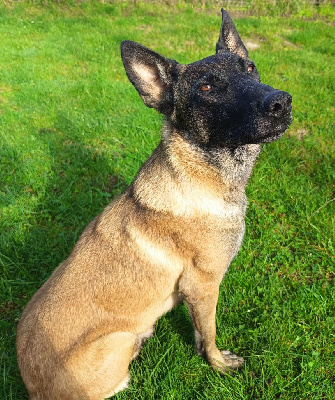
[54,331,137,400]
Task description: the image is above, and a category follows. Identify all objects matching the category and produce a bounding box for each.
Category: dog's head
[121,9,292,148]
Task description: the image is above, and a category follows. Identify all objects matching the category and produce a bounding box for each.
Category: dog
[16,9,292,400]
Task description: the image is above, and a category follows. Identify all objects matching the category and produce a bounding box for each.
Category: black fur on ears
[216,9,249,59]
[121,40,177,115]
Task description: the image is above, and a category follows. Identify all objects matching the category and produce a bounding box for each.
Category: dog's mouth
[258,109,293,143]
[253,93,292,143]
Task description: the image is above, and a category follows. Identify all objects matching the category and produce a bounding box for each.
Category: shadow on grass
[165,304,195,348]
[1,115,127,399]
[16,117,127,285]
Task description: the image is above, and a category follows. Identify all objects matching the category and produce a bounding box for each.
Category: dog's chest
[155,178,247,224]
[177,187,246,221]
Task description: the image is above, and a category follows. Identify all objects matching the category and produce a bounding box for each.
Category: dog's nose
[263,91,292,117]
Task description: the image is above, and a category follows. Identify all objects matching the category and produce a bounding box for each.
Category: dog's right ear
[121,41,176,115]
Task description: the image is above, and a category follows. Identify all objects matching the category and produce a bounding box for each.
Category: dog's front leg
[179,270,244,372]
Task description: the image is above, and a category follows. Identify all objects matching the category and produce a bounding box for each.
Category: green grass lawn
[0,1,334,399]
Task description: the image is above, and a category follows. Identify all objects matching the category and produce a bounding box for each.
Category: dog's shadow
[3,111,131,399]
[6,110,129,308]
[161,303,195,348]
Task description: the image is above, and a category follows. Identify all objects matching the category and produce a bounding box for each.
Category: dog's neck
[131,122,260,216]
[162,121,261,189]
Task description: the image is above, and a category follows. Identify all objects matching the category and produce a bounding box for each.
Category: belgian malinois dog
[16,9,292,400]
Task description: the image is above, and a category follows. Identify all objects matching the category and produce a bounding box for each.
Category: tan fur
[16,122,256,399]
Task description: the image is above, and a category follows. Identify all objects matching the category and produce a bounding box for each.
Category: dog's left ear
[121,41,176,115]
[216,9,249,59]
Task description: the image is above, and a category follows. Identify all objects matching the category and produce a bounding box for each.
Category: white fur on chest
[144,176,246,221]
[172,185,244,218]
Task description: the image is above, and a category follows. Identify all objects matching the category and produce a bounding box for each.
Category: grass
[0,1,334,399]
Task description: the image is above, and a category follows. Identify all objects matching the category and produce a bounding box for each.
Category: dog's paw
[210,350,244,373]
[220,350,244,370]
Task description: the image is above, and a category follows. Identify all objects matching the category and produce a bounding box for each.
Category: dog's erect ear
[121,41,176,115]
[216,9,249,59]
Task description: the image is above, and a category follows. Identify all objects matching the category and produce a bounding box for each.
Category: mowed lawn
[0,1,334,399]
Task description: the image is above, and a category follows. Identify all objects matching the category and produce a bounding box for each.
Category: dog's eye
[247,64,254,73]
[200,84,212,92]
